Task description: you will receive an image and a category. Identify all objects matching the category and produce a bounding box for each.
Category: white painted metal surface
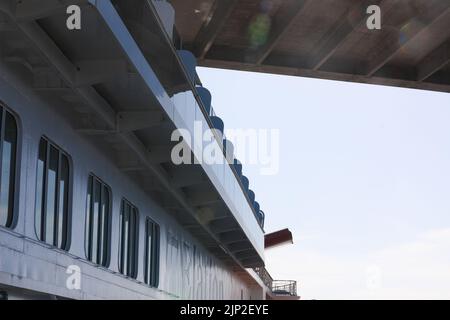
[0,68,260,299]
[0,0,265,299]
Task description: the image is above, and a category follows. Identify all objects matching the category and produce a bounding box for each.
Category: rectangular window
[0,106,18,228]
[35,137,71,250]
[85,174,111,267]
[0,291,8,300]
[119,199,139,278]
[144,218,160,287]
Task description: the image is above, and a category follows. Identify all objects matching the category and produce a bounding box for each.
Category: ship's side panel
[0,67,258,300]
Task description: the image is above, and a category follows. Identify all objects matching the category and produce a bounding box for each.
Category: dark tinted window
[0,106,18,228]
[119,199,139,278]
[35,137,71,250]
[85,174,111,267]
[144,218,160,287]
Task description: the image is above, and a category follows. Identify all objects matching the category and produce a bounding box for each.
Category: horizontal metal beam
[171,170,207,188]
[367,5,450,76]
[209,217,240,234]
[228,241,253,254]
[3,55,34,71]
[187,190,222,207]
[116,110,166,132]
[195,207,228,225]
[418,39,450,81]
[198,57,450,93]
[255,0,309,65]
[219,230,247,244]
[309,0,383,70]
[118,165,146,172]
[240,257,263,268]
[12,20,117,127]
[192,0,238,59]
[148,145,173,164]
[74,59,128,87]
[0,21,15,31]
[234,249,258,260]
[76,128,116,135]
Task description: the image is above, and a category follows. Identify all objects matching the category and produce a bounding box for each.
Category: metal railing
[272,280,297,296]
[254,268,298,296]
[254,267,274,291]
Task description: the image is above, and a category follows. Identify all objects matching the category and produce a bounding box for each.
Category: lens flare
[399,22,412,45]
[248,14,271,48]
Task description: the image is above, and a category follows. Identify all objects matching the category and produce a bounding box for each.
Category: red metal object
[265,229,293,249]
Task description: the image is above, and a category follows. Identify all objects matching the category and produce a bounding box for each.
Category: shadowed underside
[170,0,450,93]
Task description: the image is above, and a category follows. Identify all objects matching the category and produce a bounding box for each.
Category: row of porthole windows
[0,104,159,288]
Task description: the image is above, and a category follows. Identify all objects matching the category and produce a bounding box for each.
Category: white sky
[198,67,450,300]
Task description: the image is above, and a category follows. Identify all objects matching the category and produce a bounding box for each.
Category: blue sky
[197,67,450,299]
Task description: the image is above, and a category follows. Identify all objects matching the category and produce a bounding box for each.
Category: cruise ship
[0,0,296,300]
[1,0,449,300]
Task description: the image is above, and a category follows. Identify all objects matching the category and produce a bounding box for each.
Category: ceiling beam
[116,110,166,132]
[76,128,116,135]
[209,217,240,234]
[254,0,309,65]
[74,59,128,87]
[5,18,117,128]
[234,250,257,260]
[0,20,15,31]
[119,165,146,172]
[147,145,174,164]
[192,0,238,59]
[198,56,450,93]
[0,1,11,13]
[186,189,222,207]
[228,240,253,253]
[219,230,247,244]
[309,0,383,70]
[240,257,263,268]
[196,207,228,224]
[367,5,450,77]
[418,39,450,82]
[171,169,207,188]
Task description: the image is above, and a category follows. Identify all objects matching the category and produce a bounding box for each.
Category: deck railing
[272,280,297,296]
[254,268,298,296]
[254,267,274,291]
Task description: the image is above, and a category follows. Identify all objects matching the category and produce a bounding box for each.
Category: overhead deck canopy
[170,0,450,93]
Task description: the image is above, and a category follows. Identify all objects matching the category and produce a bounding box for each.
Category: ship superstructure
[0,0,296,300]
